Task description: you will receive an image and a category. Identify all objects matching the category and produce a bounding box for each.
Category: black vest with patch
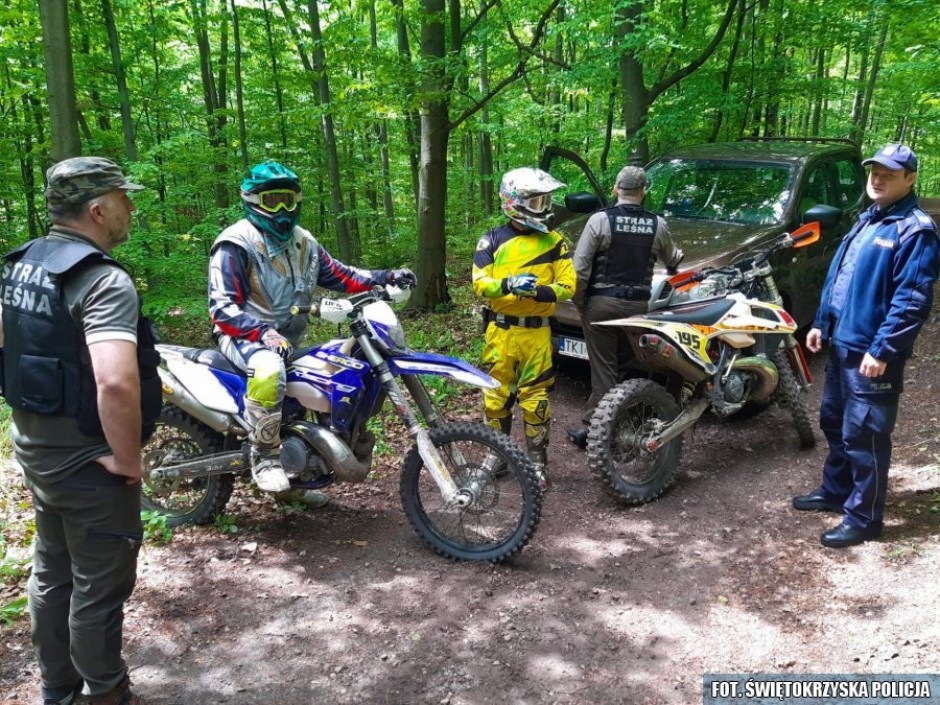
[0,237,161,440]
[589,203,659,288]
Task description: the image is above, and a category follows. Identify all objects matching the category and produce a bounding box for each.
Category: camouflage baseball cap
[45,157,144,206]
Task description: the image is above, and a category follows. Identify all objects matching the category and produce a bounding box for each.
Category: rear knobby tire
[772,348,816,449]
[587,379,683,505]
[141,405,236,526]
[399,422,543,563]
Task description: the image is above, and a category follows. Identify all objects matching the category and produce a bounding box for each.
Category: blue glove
[505,273,539,297]
[386,268,417,288]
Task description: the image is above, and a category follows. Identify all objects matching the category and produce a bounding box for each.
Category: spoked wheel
[587,379,683,505]
[141,406,235,527]
[772,348,816,449]
[399,422,543,563]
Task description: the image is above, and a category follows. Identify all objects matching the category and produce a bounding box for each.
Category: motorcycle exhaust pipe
[158,367,242,434]
[285,422,371,483]
[730,356,779,401]
[638,333,678,359]
[149,450,245,480]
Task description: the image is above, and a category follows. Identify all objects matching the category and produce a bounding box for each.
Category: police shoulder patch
[476,237,490,251]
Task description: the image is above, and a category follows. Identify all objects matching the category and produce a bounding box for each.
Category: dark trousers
[25,462,142,698]
[580,296,647,424]
[818,347,901,530]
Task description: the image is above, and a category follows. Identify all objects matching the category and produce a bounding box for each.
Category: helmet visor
[519,192,553,215]
[246,188,302,213]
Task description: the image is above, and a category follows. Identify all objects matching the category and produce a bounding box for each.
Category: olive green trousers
[25,462,142,699]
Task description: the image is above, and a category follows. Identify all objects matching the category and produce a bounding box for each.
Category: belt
[587,285,651,300]
[482,308,549,329]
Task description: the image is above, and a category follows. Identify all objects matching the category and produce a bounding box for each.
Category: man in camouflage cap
[45,156,145,209]
[1,156,157,704]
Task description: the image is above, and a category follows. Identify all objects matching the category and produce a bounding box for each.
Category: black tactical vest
[589,203,659,289]
[0,236,162,441]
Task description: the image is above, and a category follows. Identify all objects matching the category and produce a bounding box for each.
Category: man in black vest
[1,157,158,705]
[567,166,683,448]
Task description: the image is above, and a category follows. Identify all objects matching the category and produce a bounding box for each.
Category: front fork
[759,272,812,389]
[352,323,469,507]
[783,334,813,389]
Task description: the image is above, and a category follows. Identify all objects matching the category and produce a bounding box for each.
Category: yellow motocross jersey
[472,223,575,317]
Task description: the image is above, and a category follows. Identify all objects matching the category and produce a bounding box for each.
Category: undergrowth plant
[141,510,173,544]
[0,455,34,626]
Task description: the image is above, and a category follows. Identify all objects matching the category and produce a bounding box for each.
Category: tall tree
[410,0,562,310]
[191,0,229,209]
[231,0,249,170]
[619,0,739,162]
[101,0,138,161]
[307,0,358,261]
[38,0,81,161]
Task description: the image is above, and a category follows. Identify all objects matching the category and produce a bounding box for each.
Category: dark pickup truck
[542,138,867,361]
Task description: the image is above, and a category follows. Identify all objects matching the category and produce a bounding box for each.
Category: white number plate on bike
[558,336,589,360]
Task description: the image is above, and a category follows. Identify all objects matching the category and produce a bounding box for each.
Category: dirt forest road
[3,320,940,705]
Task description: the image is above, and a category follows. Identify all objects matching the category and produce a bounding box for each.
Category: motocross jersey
[209,219,387,346]
[472,223,575,317]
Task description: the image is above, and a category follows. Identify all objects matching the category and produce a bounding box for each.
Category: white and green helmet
[499,167,565,233]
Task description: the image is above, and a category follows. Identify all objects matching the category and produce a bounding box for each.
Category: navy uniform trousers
[819,346,902,531]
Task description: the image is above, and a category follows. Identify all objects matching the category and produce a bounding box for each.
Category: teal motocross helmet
[241,162,302,240]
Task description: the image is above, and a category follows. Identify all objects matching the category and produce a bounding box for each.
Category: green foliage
[0,0,937,367]
[0,406,12,459]
[140,510,173,545]
[213,513,239,535]
[0,468,33,627]
[0,596,28,627]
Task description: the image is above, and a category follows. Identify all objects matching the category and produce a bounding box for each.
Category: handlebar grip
[289,301,320,317]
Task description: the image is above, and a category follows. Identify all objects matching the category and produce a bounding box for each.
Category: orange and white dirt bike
[586,222,821,504]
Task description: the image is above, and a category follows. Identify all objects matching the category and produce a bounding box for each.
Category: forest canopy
[1,0,937,316]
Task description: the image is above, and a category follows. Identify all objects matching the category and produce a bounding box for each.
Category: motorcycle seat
[183,348,243,376]
[643,298,736,326]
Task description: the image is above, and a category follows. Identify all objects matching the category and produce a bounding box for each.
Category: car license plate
[558,336,589,360]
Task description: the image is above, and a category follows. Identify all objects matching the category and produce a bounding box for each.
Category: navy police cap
[862,143,918,172]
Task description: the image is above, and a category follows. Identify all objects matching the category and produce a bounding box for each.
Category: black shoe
[820,521,882,548]
[792,490,844,513]
[566,426,588,450]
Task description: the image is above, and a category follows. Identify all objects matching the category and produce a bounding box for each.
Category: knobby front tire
[773,348,816,449]
[399,422,543,563]
[587,379,683,505]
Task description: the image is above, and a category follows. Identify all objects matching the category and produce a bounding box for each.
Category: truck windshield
[645,159,795,225]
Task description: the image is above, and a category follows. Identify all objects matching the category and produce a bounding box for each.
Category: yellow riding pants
[480,323,554,434]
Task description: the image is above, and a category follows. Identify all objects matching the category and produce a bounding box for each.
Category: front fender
[388,352,500,390]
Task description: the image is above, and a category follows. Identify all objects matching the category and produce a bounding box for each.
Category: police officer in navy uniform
[793,144,940,548]
[1,157,160,704]
[567,166,683,448]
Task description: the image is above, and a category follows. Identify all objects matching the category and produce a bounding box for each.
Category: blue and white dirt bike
[141,285,543,563]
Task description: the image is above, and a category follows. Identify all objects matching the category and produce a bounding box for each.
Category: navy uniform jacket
[813,192,939,362]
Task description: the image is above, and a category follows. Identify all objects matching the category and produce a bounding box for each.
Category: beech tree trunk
[38,0,81,161]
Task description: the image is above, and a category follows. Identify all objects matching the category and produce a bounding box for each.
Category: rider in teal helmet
[240,162,302,240]
[210,161,416,498]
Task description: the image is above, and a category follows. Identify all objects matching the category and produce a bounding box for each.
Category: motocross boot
[245,399,290,493]
[482,415,512,478]
[524,420,550,491]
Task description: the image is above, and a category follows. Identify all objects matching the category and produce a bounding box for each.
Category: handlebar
[289,284,412,318]
[668,221,821,294]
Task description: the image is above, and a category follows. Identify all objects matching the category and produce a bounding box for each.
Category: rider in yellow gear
[472,167,576,483]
